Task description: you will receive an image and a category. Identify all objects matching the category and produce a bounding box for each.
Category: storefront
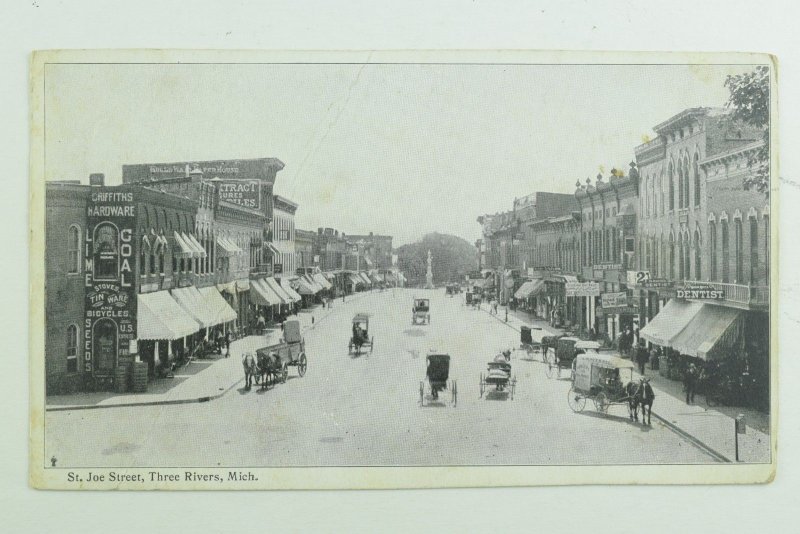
[137,290,201,378]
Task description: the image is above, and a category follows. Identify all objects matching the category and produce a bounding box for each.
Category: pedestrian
[636,340,648,375]
[684,362,698,404]
[224,331,231,358]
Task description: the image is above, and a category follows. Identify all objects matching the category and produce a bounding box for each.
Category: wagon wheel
[594,392,608,413]
[479,373,485,397]
[281,362,289,383]
[420,381,425,406]
[568,386,586,412]
[546,361,555,379]
[297,353,307,377]
[451,380,457,407]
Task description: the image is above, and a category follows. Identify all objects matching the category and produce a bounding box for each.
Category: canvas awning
[640,299,704,347]
[349,273,364,286]
[171,286,218,328]
[372,272,385,282]
[280,277,305,301]
[172,232,195,259]
[197,286,238,325]
[265,277,296,304]
[313,273,332,289]
[514,279,545,299]
[216,236,241,257]
[294,276,317,295]
[305,274,324,292]
[249,278,282,306]
[358,272,372,285]
[384,272,396,283]
[670,304,743,360]
[137,291,200,340]
[265,243,281,256]
[397,273,406,285]
[182,233,207,258]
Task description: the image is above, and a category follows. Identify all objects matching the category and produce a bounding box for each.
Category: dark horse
[257,351,282,389]
[629,378,655,425]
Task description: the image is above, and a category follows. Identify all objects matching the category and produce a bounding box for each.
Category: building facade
[272,195,297,277]
[295,229,317,272]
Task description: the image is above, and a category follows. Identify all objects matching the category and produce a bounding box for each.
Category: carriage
[349,313,375,355]
[248,319,308,389]
[412,298,431,325]
[419,352,457,406]
[445,284,459,297]
[466,292,482,309]
[518,325,544,361]
[480,352,517,399]
[567,352,635,413]
[540,334,563,363]
[546,336,581,379]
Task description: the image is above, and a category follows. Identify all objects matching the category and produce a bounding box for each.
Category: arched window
[683,233,690,280]
[694,230,702,280]
[709,221,717,281]
[92,222,120,281]
[682,157,691,209]
[693,153,701,207]
[677,233,685,280]
[677,159,685,209]
[721,220,730,283]
[749,216,759,284]
[668,233,675,279]
[653,237,660,277]
[669,162,675,211]
[66,324,78,373]
[67,225,81,274]
[140,238,149,276]
[735,218,743,282]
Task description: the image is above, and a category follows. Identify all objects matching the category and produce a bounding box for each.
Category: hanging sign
[677,283,725,300]
[601,291,628,308]
[565,281,600,297]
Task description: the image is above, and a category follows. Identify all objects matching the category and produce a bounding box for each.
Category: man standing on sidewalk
[635,340,649,375]
[684,362,698,404]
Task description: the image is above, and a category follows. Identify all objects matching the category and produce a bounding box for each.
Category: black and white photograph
[29,50,777,489]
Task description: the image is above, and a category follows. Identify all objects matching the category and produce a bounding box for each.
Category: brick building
[294,229,317,272]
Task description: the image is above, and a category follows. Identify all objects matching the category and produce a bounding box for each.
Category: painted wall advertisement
[84,189,138,375]
[217,180,261,210]
[565,281,601,297]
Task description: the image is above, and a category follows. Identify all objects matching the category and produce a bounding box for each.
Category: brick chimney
[89,173,105,186]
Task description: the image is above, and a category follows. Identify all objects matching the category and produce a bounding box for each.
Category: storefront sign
[217,180,261,210]
[601,291,628,308]
[643,278,673,289]
[565,281,600,297]
[122,158,281,184]
[593,263,622,271]
[677,283,725,300]
[627,270,651,286]
[84,189,138,375]
[598,305,639,316]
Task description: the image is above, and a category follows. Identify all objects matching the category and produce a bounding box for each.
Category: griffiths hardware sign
[677,283,725,300]
[84,189,138,375]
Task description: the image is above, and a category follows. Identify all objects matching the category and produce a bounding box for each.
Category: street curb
[651,412,732,463]
[479,303,732,463]
[46,290,381,412]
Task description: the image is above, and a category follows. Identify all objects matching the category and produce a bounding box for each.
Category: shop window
[66,324,78,373]
[735,219,743,282]
[721,221,730,283]
[67,225,81,274]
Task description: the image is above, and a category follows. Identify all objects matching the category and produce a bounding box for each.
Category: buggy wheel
[568,387,586,412]
[595,392,608,413]
[479,374,485,397]
[546,361,555,379]
[420,381,425,406]
[297,354,307,377]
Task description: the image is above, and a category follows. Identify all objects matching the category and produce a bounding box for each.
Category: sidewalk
[481,302,771,463]
[45,289,373,411]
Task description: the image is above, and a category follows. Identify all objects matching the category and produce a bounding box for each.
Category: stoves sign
[677,283,725,300]
[84,189,137,376]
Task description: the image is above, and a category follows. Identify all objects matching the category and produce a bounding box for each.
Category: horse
[625,381,640,422]
[257,351,282,389]
[634,378,655,425]
[242,352,258,389]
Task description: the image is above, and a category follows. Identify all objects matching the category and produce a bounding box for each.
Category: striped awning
[349,273,363,286]
[216,236,242,257]
[171,286,218,328]
[265,277,296,304]
[250,278,282,306]
[358,272,372,285]
[280,277,304,300]
[137,291,200,340]
[197,286,238,324]
[313,273,332,289]
[181,232,207,258]
[172,232,195,259]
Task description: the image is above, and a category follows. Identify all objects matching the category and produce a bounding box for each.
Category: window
[750,217,759,284]
[677,234,685,280]
[668,235,675,279]
[682,157,691,208]
[159,251,165,275]
[735,219,743,282]
[67,225,81,274]
[669,162,675,211]
[721,220,730,283]
[677,161,684,209]
[66,324,78,373]
[694,230,702,280]
[709,222,717,281]
[683,235,690,280]
[693,154,701,207]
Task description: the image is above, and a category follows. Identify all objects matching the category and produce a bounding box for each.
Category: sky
[43,62,756,246]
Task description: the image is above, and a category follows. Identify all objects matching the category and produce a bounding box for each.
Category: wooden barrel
[113,365,129,393]
[131,362,149,393]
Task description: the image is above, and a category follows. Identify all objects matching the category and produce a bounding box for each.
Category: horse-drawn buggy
[540,334,563,363]
[242,319,308,390]
[445,284,460,297]
[546,336,581,379]
[349,313,375,356]
[518,325,544,361]
[567,353,637,415]
[480,351,517,399]
[419,352,457,406]
[412,298,430,325]
[466,292,482,309]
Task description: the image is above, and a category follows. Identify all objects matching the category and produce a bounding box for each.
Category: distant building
[295,229,317,272]
[272,195,297,277]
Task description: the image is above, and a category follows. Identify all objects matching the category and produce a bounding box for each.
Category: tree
[724,66,770,195]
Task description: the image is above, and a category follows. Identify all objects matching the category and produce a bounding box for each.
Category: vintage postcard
[29,50,777,489]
